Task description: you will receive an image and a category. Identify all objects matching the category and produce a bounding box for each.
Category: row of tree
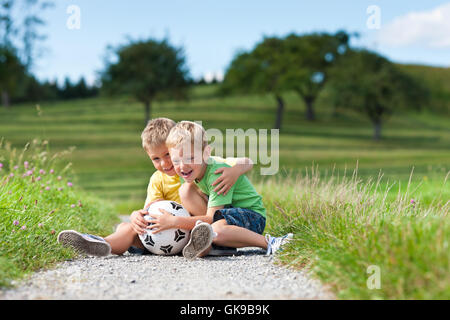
[0,1,432,140]
[1,0,52,106]
[0,0,100,105]
[219,31,429,139]
[22,76,99,102]
[99,32,429,140]
[0,59,99,105]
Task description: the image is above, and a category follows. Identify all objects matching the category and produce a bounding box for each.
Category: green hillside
[398,64,450,114]
[0,83,449,212]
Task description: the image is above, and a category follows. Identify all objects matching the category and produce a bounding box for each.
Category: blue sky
[33,0,450,85]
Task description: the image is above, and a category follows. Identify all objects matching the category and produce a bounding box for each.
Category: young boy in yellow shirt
[57,118,252,256]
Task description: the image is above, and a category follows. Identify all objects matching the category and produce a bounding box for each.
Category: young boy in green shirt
[148,121,292,259]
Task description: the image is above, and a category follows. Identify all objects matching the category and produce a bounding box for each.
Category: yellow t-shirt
[144,156,238,208]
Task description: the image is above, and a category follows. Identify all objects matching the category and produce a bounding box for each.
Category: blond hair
[141,118,176,151]
[166,121,208,151]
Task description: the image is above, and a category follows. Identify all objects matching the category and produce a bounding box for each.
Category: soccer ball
[138,200,191,255]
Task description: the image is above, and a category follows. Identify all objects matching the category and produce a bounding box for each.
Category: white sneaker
[57,230,111,256]
[265,233,294,256]
[182,221,214,260]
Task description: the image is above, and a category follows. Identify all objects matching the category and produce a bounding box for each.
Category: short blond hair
[166,121,208,151]
[141,118,176,151]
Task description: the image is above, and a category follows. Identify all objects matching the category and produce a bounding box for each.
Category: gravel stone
[0,248,334,300]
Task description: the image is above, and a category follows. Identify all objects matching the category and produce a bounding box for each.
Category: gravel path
[1,215,333,300]
[0,248,333,300]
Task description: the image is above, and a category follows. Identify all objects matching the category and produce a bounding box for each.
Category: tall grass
[260,165,449,299]
[0,140,119,287]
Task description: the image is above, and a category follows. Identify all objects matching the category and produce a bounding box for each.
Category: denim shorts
[213,207,266,235]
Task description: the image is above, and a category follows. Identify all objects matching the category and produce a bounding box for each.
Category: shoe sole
[57,230,111,257]
[182,223,213,260]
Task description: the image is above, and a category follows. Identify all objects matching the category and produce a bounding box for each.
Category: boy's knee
[115,222,136,234]
[115,222,129,232]
[211,219,228,243]
[178,183,192,202]
[212,219,226,230]
[179,183,208,217]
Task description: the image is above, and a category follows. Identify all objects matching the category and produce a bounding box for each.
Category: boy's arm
[233,157,254,175]
[212,157,253,195]
[148,205,223,233]
[143,173,164,209]
[132,173,164,235]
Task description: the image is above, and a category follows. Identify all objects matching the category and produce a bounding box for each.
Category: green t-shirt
[194,158,266,218]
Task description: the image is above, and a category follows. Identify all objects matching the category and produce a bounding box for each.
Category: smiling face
[169,142,208,183]
[147,143,177,176]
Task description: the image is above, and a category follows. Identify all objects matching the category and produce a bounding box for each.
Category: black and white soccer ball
[138,200,190,255]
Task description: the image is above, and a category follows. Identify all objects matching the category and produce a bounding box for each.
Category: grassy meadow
[0,82,449,298]
[1,84,448,208]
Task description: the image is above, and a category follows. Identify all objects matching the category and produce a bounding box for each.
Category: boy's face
[169,143,207,183]
[146,144,176,176]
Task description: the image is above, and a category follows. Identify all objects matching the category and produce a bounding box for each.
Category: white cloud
[215,71,224,82]
[378,2,450,48]
[203,71,224,83]
[203,71,215,83]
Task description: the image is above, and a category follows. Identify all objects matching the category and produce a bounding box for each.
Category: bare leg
[179,182,208,216]
[198,219,268,257]
[212,219,268,248]
[104,222,145,255]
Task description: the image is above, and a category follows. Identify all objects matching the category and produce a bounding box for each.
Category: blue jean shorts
[213,207,266,235]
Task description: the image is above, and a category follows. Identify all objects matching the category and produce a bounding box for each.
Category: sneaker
[57,230,111,257]
[265,233,294,256]
[182,221,214,260]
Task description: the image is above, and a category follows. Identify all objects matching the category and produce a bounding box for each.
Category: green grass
[261,167,449,299]
[0,83,449,298]
[0,140,119,287]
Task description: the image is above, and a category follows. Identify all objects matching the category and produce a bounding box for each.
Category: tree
[101,38,191,123]
[0,0,53,106]
[0,46,25,107]
[328,49,430,140]
[282,31,350,121]
[21,0,54,69]
[221,32,351,129]
[1,0,53,68]
[0,0,15,48]
[221,37,290,130]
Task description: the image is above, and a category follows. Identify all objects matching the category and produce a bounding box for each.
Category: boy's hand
[130,209,149,235]
[147,209,177,234]
[212,166,240,195]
